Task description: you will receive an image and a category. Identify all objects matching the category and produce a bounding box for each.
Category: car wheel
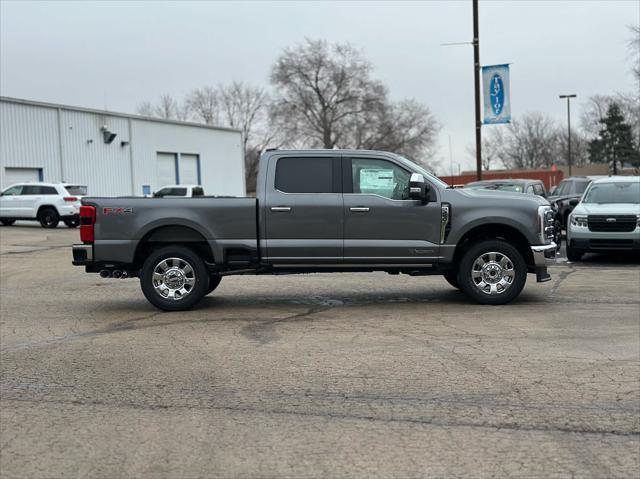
[64,218,79,228]
[0,219,16,226]
[442,271,460,289]
[140,245,209,311]
[566,246,583,262]
[206,275,222,295]
[457,239,527,305]
[38,208,59,228]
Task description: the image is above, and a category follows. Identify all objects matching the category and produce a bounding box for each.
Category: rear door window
[2,185,23,196]
[65,185,88,196]
[275,157,334,193]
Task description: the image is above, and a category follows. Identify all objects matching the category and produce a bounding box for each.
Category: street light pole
[473,0,482,181]
[559,94,576,176]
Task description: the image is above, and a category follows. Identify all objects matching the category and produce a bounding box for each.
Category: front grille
[587,215,637,233]
[589,239,634,249]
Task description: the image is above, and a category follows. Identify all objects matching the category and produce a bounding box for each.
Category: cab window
[1,185,23,196]
[351,158,411,200]
[275,157,334,193]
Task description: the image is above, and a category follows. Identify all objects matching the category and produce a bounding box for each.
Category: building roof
[0,96,242,134]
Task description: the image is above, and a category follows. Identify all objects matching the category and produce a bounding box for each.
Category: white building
[0,96,245,196]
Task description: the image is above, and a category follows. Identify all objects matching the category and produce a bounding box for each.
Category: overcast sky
[1,0,638,173]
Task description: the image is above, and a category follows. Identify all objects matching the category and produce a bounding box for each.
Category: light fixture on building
[120,140,130,147]
[101,125,117,144]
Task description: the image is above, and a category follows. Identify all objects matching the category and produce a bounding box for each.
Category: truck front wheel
[140,245,209,311]
[457,239,527,305]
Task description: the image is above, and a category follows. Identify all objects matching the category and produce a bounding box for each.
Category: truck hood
[573,203,640,216]
[452,187,550,206]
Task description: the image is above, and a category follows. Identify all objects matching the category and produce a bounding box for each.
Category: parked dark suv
[548,176,605,230]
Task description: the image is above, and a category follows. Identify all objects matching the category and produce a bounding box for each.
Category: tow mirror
[409,173,429,203]
[569,198,579,207]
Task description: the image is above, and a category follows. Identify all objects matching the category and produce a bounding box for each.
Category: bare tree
[270,39,439,168]
[271,39,388,149]
[466,134,504,171]
[217,82,278,191]
[628,24,640,83]
[136,93,189,121]
[483,112,561,169]
[185,86,219,125]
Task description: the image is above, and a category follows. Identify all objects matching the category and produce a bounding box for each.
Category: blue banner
[482,64,511,124]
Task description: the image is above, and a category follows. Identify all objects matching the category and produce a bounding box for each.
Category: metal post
[473,0,482,181]
[559,94,576,176]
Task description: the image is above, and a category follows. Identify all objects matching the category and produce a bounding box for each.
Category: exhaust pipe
[99,270,111,278]
[112,270,123,279]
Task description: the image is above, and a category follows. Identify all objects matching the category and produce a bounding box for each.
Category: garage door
[2,167,42,189]
[156,153,177,186]
[179,154,200,184]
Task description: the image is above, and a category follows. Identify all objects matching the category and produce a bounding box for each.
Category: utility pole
[473,0,482,181]
[559,94,576,176]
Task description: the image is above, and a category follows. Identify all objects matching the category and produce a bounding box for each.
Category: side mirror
[409,173,429,203]
[569,198,579,207]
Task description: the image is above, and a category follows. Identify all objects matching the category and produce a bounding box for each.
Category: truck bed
[83,196,258,266]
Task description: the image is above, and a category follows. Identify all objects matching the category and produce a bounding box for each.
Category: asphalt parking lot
[1,224,639,478]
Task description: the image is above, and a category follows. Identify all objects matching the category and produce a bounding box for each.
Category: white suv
[0,183,87,228]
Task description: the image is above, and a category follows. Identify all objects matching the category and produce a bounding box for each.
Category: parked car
[72,149,556,311]
[465,179,548,198]
[153,185,204,198]
[0,182,86,228]
[548,176,605,230]
[566,176,640,261]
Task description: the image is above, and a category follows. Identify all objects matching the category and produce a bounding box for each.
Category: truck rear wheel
[140,245,209,311]
[457,239,527,305]
[442,271,460,289]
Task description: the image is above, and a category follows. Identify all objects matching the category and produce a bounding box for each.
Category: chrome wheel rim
[152,257,196,301]
[471,251,515,295]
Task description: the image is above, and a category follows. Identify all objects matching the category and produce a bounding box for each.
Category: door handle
[349,207,370,212]
[271,206,291,212]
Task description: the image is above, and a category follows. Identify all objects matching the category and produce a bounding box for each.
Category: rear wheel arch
[133,225,215,268]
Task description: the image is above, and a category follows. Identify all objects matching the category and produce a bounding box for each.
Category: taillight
[79,205,96,243]
[64,196,78,202]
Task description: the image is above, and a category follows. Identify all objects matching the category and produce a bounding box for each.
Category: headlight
[537,206,555,243]
[570,214,588,227]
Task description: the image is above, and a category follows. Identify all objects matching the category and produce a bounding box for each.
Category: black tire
[206,275,222,295]
[566,245,583,262]
[140,245,209,311]
[457,239,527,305]
[0,219,16,226]
[38,208,59,228]
[442,271,460,289]
[64,218,79,228]
[553,219,562,252]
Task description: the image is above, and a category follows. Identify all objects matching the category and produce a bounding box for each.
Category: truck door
[342,156,441,264]
[264,155,343,264]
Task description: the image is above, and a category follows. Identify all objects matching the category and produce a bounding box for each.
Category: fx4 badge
[103,207,133,215]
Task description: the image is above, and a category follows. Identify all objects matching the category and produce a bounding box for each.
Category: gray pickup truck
[72,149,556,311]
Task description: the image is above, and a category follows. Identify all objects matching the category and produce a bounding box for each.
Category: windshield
[65,185,87,196]
[582,182,640,204]
[394,155,450,189]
